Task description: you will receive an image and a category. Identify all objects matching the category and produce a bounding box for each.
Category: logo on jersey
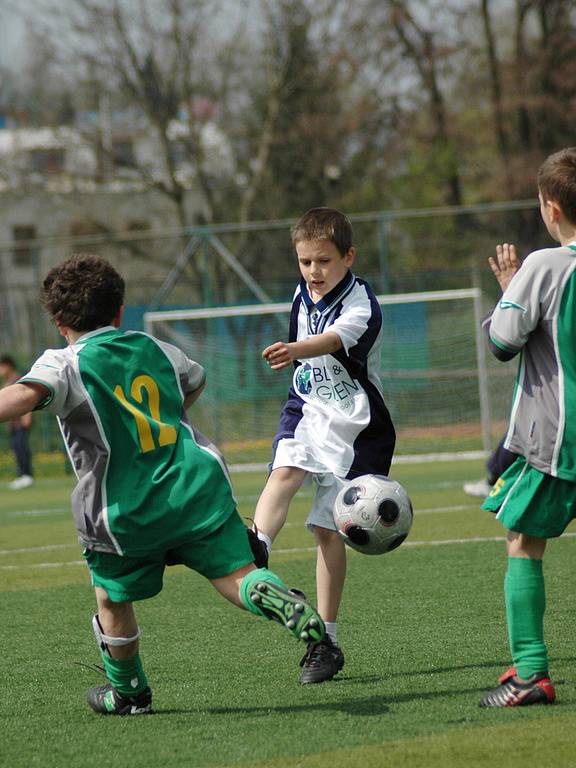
[295,363,313,395]
[293,361,360,413]
[499,299,527,312]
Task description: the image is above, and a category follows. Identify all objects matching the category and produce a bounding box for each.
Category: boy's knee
[269,466,306,490]
[271,465,305,480]
[313,525,341,546]
[506,530,546,559]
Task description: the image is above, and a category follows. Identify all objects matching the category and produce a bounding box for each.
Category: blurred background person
[0,355,34,489]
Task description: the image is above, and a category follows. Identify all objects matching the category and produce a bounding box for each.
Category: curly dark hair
[41,254,125,331]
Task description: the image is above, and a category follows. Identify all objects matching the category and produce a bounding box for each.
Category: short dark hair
[537,147,576,226]
[0,355,16,368]
[291,208,353,256]
[41,253,125,332]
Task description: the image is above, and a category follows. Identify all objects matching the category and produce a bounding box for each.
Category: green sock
[101,652,149,696]
[505,556,548,679]
[239,567,287,618]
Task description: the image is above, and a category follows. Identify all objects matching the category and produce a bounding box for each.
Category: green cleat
[249,582,325,643]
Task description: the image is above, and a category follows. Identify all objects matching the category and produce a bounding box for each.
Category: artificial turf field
[3,458,576,768]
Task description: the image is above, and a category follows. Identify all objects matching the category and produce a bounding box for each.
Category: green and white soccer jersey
[489,244,576,481]
[21,327,236,555]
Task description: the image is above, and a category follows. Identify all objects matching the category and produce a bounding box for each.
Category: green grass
[2,460,576,767]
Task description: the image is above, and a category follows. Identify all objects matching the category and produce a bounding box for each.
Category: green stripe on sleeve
[489,335,518,354]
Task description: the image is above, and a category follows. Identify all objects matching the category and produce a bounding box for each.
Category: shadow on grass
[340,654,576,685]
[152,657,576,718]
[156,685,486,718]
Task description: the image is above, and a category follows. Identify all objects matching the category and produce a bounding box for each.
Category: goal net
[144,289,516,461]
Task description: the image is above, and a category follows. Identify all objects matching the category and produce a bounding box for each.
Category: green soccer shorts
[482,455,576,538]
[84,509,254,602]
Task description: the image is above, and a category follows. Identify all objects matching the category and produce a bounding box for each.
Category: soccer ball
[333,474,413,555]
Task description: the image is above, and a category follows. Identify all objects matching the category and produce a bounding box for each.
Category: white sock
[325,622,338,646]
[256,530,272,554]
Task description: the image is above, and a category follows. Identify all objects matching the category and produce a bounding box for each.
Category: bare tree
[481,0,514,196]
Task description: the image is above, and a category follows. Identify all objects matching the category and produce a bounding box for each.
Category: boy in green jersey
[479,148,576,707]
[1,253,324,715]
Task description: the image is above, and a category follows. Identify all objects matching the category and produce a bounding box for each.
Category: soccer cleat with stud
[249,581,324,643]
[299,636,345,684]
[479,673,555,707]
[87,683,153,715]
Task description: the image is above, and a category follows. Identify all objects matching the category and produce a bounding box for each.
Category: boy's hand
[488,243,521,292]
[262,341,294,371]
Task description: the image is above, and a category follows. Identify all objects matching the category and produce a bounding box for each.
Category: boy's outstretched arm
[263,332,342,371]
[0,382,47,422]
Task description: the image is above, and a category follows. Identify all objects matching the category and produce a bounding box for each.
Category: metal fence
[0,200,538,464]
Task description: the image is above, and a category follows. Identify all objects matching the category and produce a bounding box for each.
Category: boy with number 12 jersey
[3,253,325,715]
[27,329,235,557]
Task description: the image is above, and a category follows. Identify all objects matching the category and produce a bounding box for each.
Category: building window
[12,225,37,267]
[30,148,65,174]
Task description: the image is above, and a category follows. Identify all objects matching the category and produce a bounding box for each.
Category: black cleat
[479,673,555,707]
[87,683,153,715]
[246,524,269,568]
[299,636,345,684]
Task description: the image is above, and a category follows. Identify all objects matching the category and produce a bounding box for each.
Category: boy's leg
[480,532,555,707]
[253,466,306,546]
[299,526,346,684]
[314,526,347,623]
[210,564,325,644]
[87,586,152,715]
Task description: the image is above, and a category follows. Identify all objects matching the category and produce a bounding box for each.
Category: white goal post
[144,288,513,458]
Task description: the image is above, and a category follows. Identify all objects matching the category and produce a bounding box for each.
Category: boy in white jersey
[0,253,324,715]
[479,148,576,707]
[251,208,395,684]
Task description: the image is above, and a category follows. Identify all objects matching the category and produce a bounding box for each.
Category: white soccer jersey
[272,271,395,479]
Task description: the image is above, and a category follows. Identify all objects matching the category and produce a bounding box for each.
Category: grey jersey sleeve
[154,338,206,395]
[489,250,550,354]
[19,348,70,414]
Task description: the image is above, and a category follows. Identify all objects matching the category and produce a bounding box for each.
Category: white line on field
[0,543,77,555]
[228,451,486,474]
[3,531,576,571]
[8,507,70,517]
[0,505,480,556]
[0,560,85,570]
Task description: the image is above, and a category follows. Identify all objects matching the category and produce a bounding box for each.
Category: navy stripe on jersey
[327,315,396,478]
[271,386,305,461]
[348,378,395,478]
[289,294,302,344]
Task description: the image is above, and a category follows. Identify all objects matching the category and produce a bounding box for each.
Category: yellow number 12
[114,375,177,453]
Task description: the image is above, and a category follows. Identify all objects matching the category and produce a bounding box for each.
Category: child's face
[295,239,355,303]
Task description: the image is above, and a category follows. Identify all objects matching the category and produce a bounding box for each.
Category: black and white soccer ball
[333,474,413,555]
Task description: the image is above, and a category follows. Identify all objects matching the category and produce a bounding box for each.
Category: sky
[0,0,29,68]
